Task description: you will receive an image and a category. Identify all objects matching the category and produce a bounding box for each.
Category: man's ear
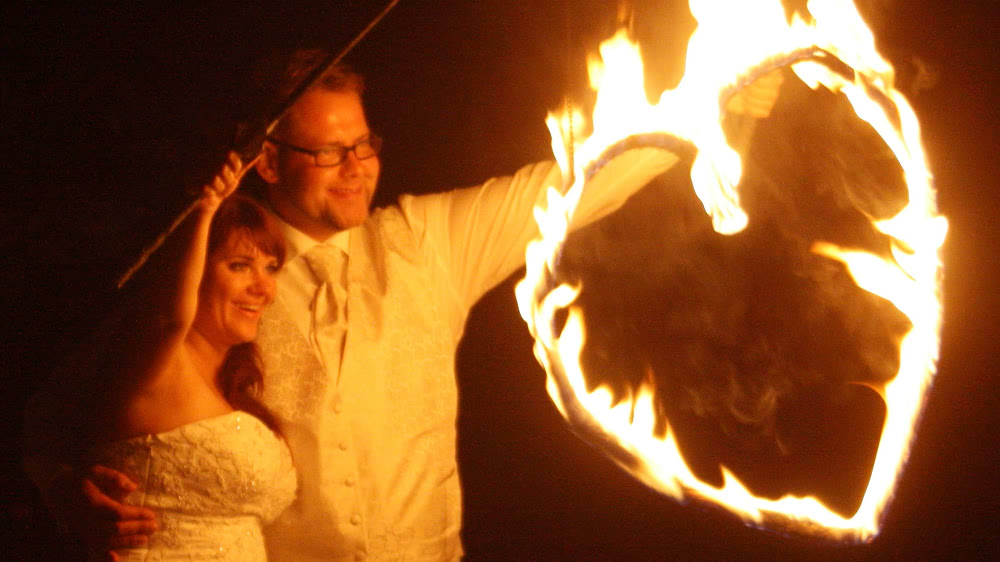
[256,142,280,184]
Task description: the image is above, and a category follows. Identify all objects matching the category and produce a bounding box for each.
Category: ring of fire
[516,0,947,543]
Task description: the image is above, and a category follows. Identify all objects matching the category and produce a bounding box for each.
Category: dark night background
[3,0,997,559]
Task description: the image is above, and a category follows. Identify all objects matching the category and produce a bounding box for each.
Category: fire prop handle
[115,0,402,289]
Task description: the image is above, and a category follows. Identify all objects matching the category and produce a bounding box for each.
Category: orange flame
[516,0,947,541]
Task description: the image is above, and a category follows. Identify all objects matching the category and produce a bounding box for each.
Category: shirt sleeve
[399,147,680,309]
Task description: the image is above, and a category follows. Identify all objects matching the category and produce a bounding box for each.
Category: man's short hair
[274,49,365,103]
[262,49,366,139]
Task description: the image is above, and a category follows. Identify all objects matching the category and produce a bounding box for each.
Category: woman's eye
[266,262,281,273]
[228,261,250,272]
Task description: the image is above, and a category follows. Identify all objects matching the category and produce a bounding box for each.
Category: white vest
[258,206,464,561]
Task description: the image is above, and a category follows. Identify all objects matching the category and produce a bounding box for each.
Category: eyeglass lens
[316,136,382,166]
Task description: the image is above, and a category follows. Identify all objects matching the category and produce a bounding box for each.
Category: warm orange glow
[516,0,947,542]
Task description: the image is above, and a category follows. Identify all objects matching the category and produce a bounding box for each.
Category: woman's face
[193,232,279,348]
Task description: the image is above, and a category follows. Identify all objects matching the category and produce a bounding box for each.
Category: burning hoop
[516,0,947,542]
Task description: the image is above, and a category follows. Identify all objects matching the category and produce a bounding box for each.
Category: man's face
[263,89,380,240]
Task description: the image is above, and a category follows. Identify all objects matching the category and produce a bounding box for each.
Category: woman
[83,153,295,559]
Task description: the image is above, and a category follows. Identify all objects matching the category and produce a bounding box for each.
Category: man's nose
[339,149,363,174]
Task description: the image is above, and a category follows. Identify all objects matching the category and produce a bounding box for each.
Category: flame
[516,0,947,542]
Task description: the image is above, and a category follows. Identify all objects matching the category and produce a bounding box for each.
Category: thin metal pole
[563,0,575,187]
[115,0,402,289]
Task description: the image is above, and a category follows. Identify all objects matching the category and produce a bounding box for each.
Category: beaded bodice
[91,411,296,560]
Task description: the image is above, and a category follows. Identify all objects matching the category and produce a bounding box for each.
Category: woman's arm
[20,152,254,557]
[110,152,251,393]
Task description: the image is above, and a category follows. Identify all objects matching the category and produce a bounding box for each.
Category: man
[27,50,779,560]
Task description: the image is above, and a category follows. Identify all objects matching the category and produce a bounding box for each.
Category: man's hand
[48,465,157,559]
[725,69,785,118]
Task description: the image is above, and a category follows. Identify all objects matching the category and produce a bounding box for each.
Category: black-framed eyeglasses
[266,134,383,167]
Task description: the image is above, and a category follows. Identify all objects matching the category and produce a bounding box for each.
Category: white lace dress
[91,411,297,561]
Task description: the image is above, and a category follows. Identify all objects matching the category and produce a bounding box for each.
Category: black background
[3,0,997,559]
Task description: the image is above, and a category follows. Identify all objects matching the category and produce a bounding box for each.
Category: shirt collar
[272,213,351,263]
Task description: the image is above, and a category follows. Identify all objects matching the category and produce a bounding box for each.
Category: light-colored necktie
[302,244,349,374]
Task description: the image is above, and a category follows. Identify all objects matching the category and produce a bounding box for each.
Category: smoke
[556,70,911,511]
